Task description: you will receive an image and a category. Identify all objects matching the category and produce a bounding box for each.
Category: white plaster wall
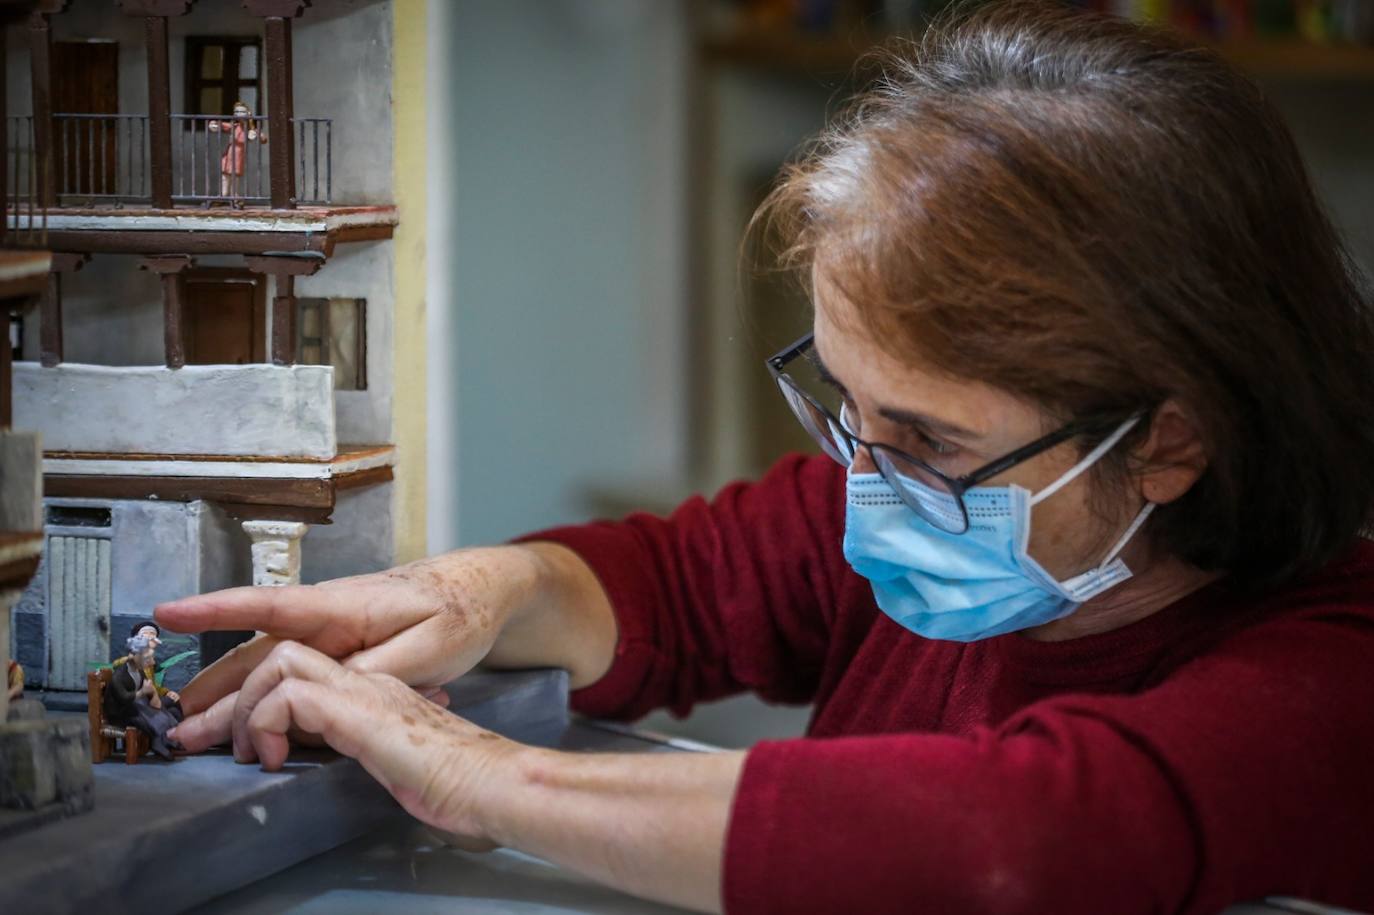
[0,430,43,531]
[49,255,166,366]
[196,500,253,596]
[291,240,394,445]
[299,481,394,582]
[14,362,336,457]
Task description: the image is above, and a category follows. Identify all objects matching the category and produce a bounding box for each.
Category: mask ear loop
[1096,500,1156,567]
[1029,415,1142,507]
[1031,414,1155,577]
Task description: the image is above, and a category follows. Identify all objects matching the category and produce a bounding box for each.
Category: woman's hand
[156,546,549,752]
[221,640,515,847]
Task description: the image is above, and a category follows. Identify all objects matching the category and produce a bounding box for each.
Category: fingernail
[166,727,179,740]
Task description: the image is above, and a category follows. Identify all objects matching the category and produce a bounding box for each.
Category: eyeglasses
[766,332,1112,534]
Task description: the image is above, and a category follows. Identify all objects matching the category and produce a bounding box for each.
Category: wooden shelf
[700,29,1374,81]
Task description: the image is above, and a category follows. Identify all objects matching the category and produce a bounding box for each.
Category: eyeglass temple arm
[767,331,816,371]
[956,421,1092,489]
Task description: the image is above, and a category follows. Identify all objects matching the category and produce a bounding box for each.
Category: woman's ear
[1136,399,1207,505]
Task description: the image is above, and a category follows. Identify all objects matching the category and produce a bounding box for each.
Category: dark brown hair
[756,0,1374,588]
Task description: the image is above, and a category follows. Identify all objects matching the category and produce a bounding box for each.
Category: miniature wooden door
[53,40,119,199]
[43,506,114,691]
[184,270,267,365]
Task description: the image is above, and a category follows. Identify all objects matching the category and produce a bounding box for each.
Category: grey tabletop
[190,720,707,915]
[187,719,1364,915]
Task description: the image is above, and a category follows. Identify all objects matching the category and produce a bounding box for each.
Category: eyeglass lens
[774,373,969,532]
[775,377,856,465]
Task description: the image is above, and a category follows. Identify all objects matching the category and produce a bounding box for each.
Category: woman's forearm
[480,746,746,914]
[479,542,619,689]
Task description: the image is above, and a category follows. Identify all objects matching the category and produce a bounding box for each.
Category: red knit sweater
[526,454,1374,915]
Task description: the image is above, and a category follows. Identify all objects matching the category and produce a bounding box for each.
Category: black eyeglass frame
[766,331,1115,532]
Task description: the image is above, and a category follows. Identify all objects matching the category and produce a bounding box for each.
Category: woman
[206,101,267,207]
[156,4,1374,913]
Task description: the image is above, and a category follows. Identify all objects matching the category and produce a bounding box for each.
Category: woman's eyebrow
[877,406,979,441]
[813,353,979,441]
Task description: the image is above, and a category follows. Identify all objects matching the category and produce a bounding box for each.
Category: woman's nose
[850,447,877,475]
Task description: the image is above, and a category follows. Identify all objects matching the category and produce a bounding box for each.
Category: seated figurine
[103,623,184,760]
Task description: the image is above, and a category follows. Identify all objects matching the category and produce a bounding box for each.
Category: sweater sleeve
[723,608,1374,915]
[517,454,849,721]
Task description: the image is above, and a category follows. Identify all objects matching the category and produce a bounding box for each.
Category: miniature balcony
[11,361,393,522]
[8,113,333,211]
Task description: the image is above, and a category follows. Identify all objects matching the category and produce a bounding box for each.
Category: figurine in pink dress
[207,101,268,207]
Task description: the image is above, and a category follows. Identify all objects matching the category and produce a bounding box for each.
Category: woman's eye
[916,429,958,457]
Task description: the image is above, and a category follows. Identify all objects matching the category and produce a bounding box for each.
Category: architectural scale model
[5,0,428,704]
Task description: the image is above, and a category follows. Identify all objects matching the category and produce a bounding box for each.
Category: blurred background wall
[427,0,1374,747]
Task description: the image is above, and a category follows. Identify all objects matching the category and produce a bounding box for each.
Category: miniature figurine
[206,101,268,208]
[6,658,22,703]
[103,623,184,760]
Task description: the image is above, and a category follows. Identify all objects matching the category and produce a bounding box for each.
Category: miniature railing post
[245,253,322,365]
[118,1,189,209]
[138,255,193,369]
[244,1,308,209]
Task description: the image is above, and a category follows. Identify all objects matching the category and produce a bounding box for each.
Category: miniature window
[8,313,20,361]
[297,298,367,391]
[185,37,263,120]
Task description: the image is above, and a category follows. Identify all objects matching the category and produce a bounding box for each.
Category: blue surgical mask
[842,418,1154,641]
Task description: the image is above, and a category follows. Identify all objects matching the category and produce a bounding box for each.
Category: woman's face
[812,279,1139,580]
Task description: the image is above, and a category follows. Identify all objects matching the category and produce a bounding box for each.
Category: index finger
[155,585,336,640]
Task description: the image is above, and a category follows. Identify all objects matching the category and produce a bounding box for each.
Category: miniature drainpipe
[241,520,309,587]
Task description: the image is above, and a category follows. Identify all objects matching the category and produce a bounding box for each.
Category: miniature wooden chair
[86,668,149,764]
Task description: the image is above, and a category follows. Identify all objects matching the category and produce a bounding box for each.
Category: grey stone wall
[16,499,253,693]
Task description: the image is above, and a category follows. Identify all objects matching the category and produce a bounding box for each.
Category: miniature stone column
[242,520,308,587]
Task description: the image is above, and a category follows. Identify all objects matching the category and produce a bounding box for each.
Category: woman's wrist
[486,542,618,688]
[471,743,552,850]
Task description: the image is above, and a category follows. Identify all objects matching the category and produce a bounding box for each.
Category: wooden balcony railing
[6,113,333,210]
